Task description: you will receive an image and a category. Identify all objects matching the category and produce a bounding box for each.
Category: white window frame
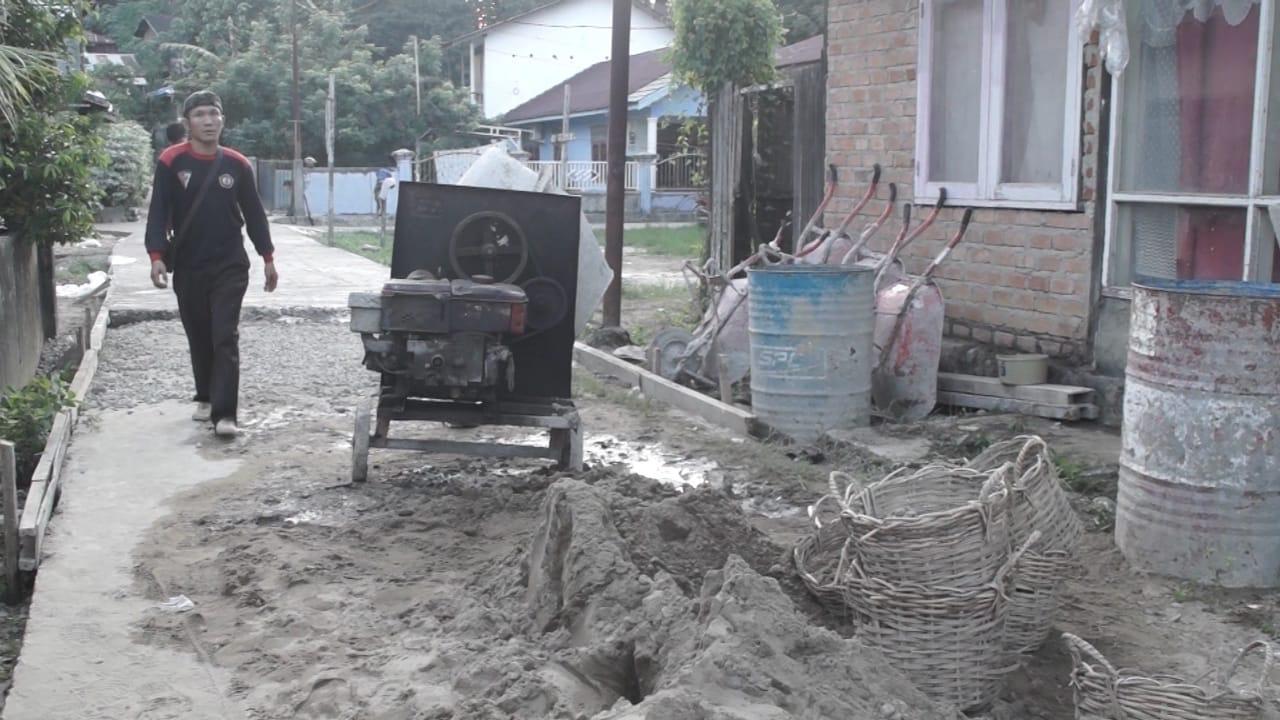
[1102,0,1279,294]
[915,0,1084,211]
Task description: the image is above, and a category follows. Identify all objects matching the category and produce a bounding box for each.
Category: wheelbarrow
[871,208,974,421]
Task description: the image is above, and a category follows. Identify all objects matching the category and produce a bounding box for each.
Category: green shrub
[0,108,108,246]
[671,0,783,95]
[91,120,153,208]
[0,375,78,486]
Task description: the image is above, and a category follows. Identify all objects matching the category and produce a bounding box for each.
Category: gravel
[91,316,376,419]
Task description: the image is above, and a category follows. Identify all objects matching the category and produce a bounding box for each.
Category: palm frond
[0,44,59,130]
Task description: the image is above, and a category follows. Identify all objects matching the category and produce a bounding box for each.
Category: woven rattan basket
[835,464,1011,589]
[792,520,853,612]
[1064,633,1272,720]
[844,534,1038,712]
[965,435,1083,552]
[968,436,1083,654]
[1006,548,1071,654]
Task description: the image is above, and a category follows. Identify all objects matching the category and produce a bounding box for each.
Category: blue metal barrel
[1117,279,1280,587]
[748,265,875,442]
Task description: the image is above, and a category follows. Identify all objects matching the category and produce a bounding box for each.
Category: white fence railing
[527,156,706,192]
[528,161,630,191]
[656,153,706,190]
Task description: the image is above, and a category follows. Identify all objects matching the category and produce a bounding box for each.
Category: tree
[176,6,479,165]
[0,0,108,245]
[670,0,783,95]
[776,0,824,43]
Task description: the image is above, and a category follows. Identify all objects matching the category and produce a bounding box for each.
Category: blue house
[501,48,706,209]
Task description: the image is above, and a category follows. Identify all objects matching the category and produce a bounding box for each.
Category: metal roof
[502,48,672,124]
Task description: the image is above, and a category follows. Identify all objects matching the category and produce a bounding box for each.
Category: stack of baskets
[792,435,1083,712]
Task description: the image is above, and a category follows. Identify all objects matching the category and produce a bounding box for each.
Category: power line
[507,20,668,30]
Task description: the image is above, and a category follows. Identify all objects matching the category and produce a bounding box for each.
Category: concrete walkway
[111,220,390,313]
[3,226,387,719]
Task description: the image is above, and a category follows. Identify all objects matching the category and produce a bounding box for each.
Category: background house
[824,0,1280,421]
[449,0,674,119]
[132,15,173,42]
[502,48,705,193]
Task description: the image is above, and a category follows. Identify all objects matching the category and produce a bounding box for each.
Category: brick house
[824,0,1279,400]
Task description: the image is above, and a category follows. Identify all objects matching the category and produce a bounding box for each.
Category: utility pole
[290,0,305,220]
[602,0,631,328]
[326,73,336,247]
[411,35,421,116]
[555,84,571,189]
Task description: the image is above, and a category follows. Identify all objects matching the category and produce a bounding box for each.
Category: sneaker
[214,419,239,438]
[192,402,212,422]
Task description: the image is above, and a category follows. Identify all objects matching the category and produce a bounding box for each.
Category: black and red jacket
[144,142,274,270]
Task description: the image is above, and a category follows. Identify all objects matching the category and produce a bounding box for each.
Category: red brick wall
[825,0,1103,360]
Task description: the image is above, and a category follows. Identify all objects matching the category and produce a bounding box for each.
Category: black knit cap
[182,90,223,118]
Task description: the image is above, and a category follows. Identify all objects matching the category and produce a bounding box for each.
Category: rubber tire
[352,399,372,483]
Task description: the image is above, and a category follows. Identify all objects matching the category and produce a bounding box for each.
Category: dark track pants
[174,263,249,424]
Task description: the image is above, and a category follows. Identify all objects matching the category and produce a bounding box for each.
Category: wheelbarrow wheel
[352,399,372,483]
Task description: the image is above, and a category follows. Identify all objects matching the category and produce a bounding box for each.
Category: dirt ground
[63,309,1280,719]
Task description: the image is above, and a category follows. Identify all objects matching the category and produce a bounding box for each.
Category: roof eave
[446,0,673,48]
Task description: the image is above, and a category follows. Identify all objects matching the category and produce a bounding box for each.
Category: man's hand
[264,261,279,293]
[151,259,169,289]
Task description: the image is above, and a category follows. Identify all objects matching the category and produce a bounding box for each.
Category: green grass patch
[331,231,392,266]
[622,281,690,302]
[623,226,704,258]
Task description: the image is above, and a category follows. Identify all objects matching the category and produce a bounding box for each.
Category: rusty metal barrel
[1117,279,1280,587]
[748,265,875,442]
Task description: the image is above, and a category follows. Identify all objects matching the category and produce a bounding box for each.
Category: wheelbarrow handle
[787,162,842,251]
[839,182,897,265]
[798,162,885,258]
[920,207,974,282]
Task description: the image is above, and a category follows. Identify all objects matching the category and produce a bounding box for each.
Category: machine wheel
[449,211,530,283]
[647,327,694,381]
[352,399,372,483]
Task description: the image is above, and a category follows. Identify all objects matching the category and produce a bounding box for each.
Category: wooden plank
[89,305,109,349]
[710,84,744,271]
[790,63,826,252]
[575,342,759,437]
[28,408,76,570]
[1,441,19,601]
[68,349,98,411]
[18,409,73,571]
[18,410,70,532]
[373,438,558,460]
[937,391,1100,421]
[937,373,1095,406]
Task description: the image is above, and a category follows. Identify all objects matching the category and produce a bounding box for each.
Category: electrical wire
[506,19,668,30]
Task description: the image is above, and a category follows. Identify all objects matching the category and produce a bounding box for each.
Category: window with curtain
[916,0,1084,209]
[1107,0,1280,287]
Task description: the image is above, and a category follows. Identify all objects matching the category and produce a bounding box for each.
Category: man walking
[145,90,279,438]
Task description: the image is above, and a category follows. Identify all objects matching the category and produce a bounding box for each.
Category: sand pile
[134,468,952,719]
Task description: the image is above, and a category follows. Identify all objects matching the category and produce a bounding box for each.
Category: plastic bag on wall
[1076,0,1131,75]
